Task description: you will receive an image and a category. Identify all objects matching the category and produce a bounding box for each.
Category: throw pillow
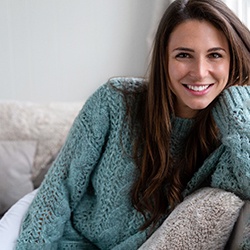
[0,140,37,215]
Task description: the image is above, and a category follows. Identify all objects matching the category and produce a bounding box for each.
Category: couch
[0,101,249,250]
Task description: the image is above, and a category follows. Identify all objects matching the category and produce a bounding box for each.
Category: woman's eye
[208,53,222,58]
[176,53,190,58]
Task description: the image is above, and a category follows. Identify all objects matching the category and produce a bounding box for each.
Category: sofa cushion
[0,140,36,215]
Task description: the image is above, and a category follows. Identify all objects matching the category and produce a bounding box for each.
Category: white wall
[1,0,249,102]
[0,0,154,102]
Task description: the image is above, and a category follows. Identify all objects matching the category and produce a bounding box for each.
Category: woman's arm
[211,86,250,199]
[15,84,111,249]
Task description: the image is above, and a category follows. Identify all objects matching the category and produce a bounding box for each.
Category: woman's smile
[183,84,214,94]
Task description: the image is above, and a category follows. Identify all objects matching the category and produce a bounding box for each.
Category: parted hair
[130,0,250,230]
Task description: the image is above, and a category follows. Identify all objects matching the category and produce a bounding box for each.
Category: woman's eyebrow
[207,47,227,52]
[172,47,227,52]
[173,47,194,52]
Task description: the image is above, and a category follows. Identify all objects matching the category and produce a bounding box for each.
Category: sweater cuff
[212,86,250,135]
[15,242,57,250]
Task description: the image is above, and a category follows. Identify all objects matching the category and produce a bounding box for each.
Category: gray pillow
[0,140,37,215]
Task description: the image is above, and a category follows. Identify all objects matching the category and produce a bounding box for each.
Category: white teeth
[186,85,210,91]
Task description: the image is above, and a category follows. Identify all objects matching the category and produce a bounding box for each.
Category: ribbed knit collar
[171,116,194,138]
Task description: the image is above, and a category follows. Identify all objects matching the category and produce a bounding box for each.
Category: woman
[16,0,250,249]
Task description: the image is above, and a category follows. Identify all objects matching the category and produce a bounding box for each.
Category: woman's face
[167,20,230,118]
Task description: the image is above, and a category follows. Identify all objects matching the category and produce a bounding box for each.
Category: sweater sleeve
[211,86,250,199]
[15,84,111,249]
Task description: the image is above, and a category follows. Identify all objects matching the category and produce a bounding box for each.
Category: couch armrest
[139,188,244,250]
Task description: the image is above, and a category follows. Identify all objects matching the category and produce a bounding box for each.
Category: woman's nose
[190,57,210,79]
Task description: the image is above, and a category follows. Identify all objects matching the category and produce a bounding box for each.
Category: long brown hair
[130,0,250,230]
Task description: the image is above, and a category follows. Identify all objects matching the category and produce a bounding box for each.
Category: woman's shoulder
[83,77,147,107]
[107,76,147,93]
[80,77,147,117]
[82,77,147,112]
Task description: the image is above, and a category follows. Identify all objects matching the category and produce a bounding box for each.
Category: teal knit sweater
[16,77,250,250]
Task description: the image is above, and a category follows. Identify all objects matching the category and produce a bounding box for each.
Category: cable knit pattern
[211,86,250,199]
[184,86,250,200]
[16,79,250,250]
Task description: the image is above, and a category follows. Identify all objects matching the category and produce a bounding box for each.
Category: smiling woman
[12,0,250,249]
[167,20,230,118]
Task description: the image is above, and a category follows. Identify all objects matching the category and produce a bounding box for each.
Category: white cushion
[0,189,38,250]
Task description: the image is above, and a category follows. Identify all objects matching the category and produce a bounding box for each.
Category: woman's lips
[183,84,214,95]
